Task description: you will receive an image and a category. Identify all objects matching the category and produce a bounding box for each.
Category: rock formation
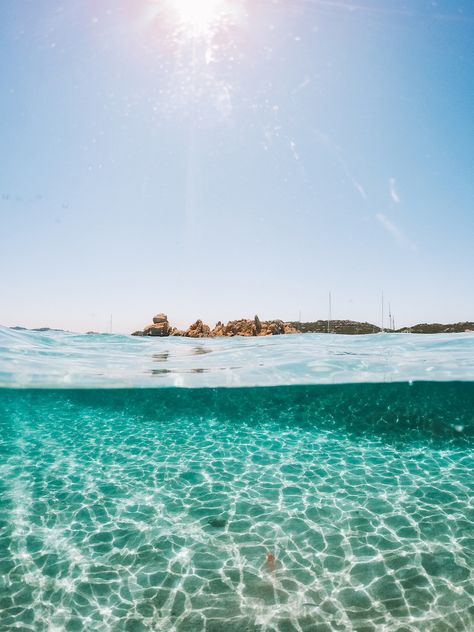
[170,328,186,336]
[131,314,299,337]
[153,313,168,324]
[134,313,172,337]
[185,320,212,338]
[211,317,298,337]
[212,321,225,337]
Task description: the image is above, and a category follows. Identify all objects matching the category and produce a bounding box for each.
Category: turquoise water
[2,327,474,388]
[0,330,473,631]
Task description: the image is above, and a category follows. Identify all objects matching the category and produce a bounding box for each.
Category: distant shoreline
[7,320,474,337]
[131,314,474,338]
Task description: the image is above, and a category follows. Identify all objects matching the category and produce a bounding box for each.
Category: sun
[167,0,226,36]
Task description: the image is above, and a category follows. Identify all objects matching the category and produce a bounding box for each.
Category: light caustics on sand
[0,386,473,631]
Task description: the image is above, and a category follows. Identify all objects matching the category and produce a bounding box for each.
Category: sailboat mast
[328,291,332,333]
[381,291,384,332]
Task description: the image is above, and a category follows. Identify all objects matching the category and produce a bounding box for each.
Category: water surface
[1,327,473,388]
[0,331,473,631]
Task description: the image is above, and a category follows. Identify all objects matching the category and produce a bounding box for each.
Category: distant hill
[396,322,474,334]
[291,320,474,335]
[8,321,474,338]
[290,320,381,335]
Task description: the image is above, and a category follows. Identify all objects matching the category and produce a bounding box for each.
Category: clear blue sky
[1,0,473,332]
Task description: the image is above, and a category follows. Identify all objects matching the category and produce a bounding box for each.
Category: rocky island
[132,314,299,338]
[131,314,474,337]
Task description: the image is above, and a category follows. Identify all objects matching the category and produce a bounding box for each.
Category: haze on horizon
[1,0,473,334]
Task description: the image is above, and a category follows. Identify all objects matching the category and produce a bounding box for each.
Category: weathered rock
[266,320,285,335]
[134,313,173,336]
[208,317,298,337]
[134,312,297,338]
[185,320,212,338]
[224,319,255,336]
[153,313,168,324]
[254,315,262,334]
[212,321,225,337]
[149,322,170,337]
[170,328,186,336]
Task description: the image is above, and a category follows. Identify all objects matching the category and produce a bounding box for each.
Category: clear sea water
[0,327,473,631]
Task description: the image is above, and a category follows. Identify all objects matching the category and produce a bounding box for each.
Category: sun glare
[168,0,226,35]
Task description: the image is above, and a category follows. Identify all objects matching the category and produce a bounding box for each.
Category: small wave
[0,326,473,389]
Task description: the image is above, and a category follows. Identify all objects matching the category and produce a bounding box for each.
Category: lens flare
[167,0,227,36]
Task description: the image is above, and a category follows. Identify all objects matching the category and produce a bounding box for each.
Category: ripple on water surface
[1,327,474,387]
[0,384,473,631]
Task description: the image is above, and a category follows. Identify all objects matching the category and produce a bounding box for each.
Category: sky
[1,0,473,333]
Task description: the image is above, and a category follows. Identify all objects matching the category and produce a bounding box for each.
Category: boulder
[185,320,212,338]
[266,320,285,335]
[149,322,170,337]
[254,315,262,334]
[221,319,254,336]
[133,313,173,336]
[212,321,225,337]
[170,328,186,336]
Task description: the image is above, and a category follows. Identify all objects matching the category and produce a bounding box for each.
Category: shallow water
[1,327,474,388]
[0,330,473,631]
[1,384,473,632]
